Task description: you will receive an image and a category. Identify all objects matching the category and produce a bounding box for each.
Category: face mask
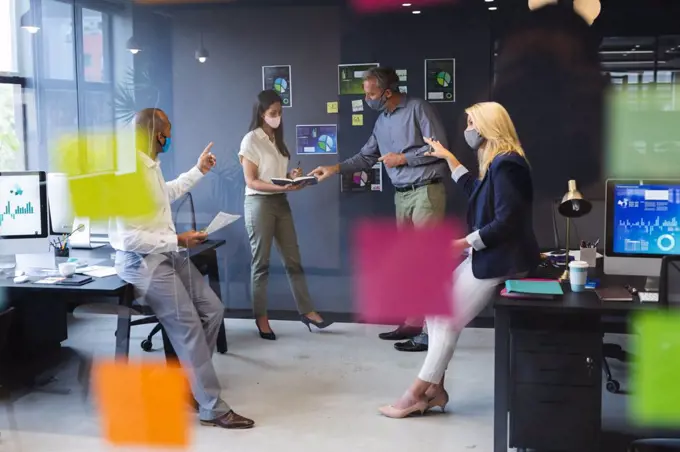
[464,129,484,151]
[264,115,281,129]
[159,135,172,153]
[365,90,388,112]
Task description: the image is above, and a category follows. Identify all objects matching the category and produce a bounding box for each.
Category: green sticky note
[54,133,155,222]
[630,310,680,427]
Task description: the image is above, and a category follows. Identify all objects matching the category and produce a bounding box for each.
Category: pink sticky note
[352,218,462,324]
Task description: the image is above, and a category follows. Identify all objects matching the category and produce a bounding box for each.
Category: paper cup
[58,262,77,278]
[568,260,589,292]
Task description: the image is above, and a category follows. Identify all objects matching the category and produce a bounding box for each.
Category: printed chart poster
[338,63,379,95]
[341,163,382,192]
[424,59,455,103]
[262,65,292,107]
[296,125,338,155]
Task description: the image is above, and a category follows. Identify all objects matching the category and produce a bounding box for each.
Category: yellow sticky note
[630,310,680,427]
[54,133,155,221]
[93,360,192,447]
[327,102,338,114]
[352,114,363,126]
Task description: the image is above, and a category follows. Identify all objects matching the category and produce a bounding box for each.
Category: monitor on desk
[0,171,49,255]
[604,179,680,291]
[47,173,109,241]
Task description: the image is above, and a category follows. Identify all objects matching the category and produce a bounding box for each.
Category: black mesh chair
[128,193,227,354]
[627,256,680,451]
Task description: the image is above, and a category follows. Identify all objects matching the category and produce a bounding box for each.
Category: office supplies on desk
[34,275,93,286]
[505,279,564,296]
[58,262,77,277]
[77,265,117,278]
[639,292,659,303]
[568,260,589,292]
[595,286,634,302]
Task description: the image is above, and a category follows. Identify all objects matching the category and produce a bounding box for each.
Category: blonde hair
[465,102,527,179]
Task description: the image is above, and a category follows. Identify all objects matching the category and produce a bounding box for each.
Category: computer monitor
[47,172,109,239]
[0,171,49,255]
[604,179,680,291]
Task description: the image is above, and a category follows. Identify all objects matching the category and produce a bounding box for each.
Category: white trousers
[417,256,507,383]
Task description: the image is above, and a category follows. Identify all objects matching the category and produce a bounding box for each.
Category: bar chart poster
[262,65,292,107]
[296,125,338,155]
[0,174,42,236]
[424,58,455,102]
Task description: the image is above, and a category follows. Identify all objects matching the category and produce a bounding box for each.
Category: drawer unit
[510,384,601,451]
[509,329,602,451]
[514,351,599,386]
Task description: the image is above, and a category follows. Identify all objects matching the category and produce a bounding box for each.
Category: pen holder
[54,247,70,258]
[579,247,597,267]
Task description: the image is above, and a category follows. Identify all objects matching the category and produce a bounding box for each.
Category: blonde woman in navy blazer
[379,101,540,418]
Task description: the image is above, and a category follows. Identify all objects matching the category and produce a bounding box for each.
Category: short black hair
[363,67,400,93]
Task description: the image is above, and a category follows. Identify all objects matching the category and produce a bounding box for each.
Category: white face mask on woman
[264,115,281,129]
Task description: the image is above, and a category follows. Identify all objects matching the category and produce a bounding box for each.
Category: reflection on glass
[43,88,78,169]
[0,83,26,171]
[82,9,105,83]
[41,0,75,80]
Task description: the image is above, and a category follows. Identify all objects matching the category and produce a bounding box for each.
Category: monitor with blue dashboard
[605,179,680,289]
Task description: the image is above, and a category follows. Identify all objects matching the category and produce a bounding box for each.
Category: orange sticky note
[93,360,192,447]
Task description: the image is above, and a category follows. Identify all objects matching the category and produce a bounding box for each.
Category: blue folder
[505,279,564,296]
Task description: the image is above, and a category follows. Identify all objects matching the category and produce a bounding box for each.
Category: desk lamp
[558,179,592,281]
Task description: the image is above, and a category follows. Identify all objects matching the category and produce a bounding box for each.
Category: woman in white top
[239,90,332,340]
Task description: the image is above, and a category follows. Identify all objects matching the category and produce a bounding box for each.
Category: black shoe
[378,325,422,341]
[394,339,428,352]
[301,314,333,332]
[256,320,276,340]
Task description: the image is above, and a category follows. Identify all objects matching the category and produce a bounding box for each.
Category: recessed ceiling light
[402,2,412,6]
[412,10,421,14]
[485,0,494,2]
[488,6,497,10]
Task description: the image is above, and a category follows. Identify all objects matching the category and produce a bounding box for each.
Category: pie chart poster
[262,65,292,107]
[424,58,455,103]
[296,125,337,155]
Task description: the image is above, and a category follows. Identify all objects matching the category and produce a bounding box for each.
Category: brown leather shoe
[200,410,255,429]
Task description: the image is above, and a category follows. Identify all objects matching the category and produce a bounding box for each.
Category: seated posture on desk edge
[109,108,254,429]
[378,102,541,418]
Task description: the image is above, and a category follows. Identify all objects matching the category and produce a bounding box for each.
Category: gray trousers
[244,194,314,317]
[115,251,230,421]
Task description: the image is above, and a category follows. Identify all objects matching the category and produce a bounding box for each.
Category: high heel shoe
[426,388,449,413]
[255,320,276,340]
[300,315,333,332]
[378,398,429,419]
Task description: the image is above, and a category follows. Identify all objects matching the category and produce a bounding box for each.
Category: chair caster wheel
[141,339,153,352]
[606,380,620,393]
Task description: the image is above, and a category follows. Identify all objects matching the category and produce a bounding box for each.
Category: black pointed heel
[300,315,333,332]
[255,321,276,340]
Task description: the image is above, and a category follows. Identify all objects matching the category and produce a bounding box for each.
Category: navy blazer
[454,153,540,279]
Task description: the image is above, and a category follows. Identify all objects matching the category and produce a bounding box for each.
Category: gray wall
[171,6,347,313]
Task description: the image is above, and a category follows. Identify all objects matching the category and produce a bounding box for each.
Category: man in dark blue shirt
[311,67,450,352]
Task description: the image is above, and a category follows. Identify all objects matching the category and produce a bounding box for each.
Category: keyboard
[639,292,659,303]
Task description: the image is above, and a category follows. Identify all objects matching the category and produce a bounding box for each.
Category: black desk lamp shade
[558,180,591,281]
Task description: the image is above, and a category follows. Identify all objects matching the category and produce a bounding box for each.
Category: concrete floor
[1,317,495,452]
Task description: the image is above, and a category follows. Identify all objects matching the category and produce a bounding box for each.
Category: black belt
[394,179,441,193]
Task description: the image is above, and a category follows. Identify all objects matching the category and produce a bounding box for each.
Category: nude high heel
[378,398,429,419]
[427,388,449,412]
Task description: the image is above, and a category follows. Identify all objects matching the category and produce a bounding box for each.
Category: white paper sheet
[77,265,117,278]
[204,212,241,235]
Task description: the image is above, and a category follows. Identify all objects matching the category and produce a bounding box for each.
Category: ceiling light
[195,32,209,63]
[412,10,421,14]
[485,0,494,2]
[402,3,412,6]
[126,36,141,54]
[488,6,498,10]
[20,9,39,34]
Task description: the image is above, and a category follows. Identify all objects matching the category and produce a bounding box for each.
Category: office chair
[128,193,226,354]
[626,256,680,452]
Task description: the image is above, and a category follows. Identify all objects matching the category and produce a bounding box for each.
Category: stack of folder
[501,278,564,300]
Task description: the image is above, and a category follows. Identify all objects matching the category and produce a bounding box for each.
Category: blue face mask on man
[365,89,388,112]
[159,135,172,153]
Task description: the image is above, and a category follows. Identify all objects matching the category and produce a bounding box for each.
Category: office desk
[2,240,227,359]
[493,282,656,452]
